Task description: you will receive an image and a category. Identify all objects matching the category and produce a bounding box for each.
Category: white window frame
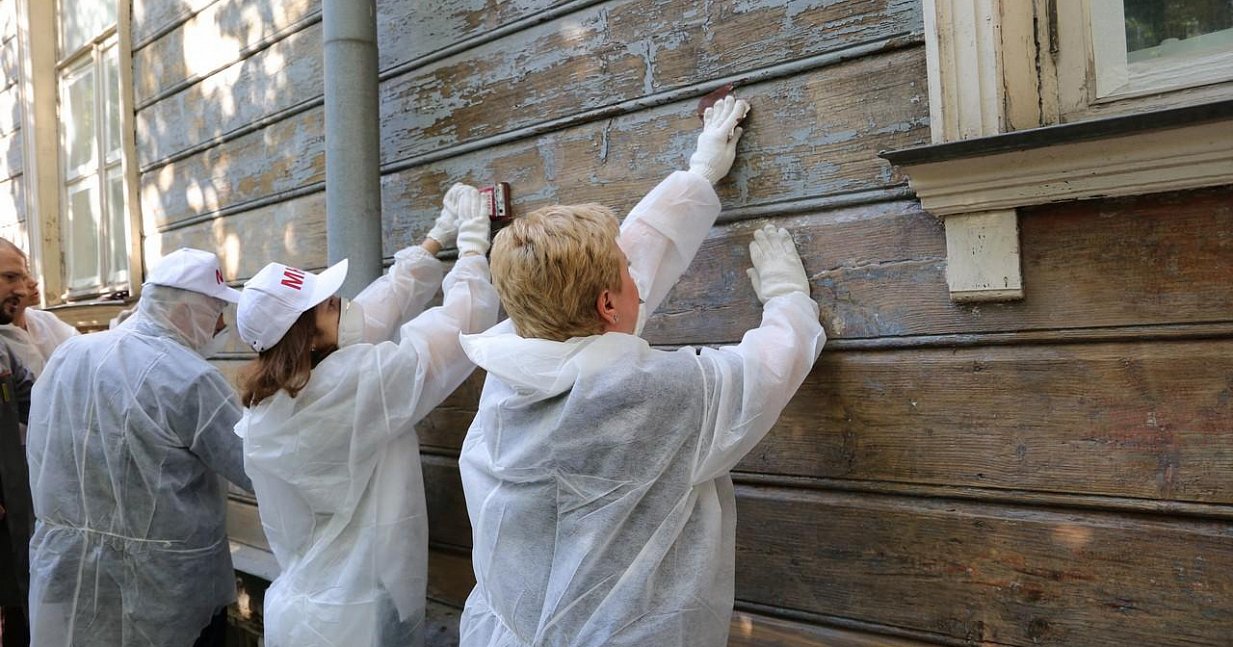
[1057,0,1233,120]
[885,0,1233,302]
[15,0,142,326]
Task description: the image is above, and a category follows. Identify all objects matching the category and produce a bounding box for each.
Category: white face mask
[200,325,231,359]
[336,298,366,348]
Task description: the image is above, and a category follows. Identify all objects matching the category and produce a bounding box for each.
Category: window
[1058,0,1233,120]
[885,0,1233,302]
[1092,0,1233,100]
[56,0,131,297]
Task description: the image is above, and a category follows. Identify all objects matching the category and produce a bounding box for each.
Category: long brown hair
[239,309,318,407]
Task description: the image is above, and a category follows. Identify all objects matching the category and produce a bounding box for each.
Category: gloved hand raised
[455,185,490,257]
[746,224,809,304]
[427,183,477,248]
[688,94,750,184]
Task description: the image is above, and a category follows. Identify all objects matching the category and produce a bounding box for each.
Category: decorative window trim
[15,0,143,313]
[887,0,1233,302]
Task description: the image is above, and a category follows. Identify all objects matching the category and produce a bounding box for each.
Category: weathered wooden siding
[133,0,1233,645]
[0,0,26,249]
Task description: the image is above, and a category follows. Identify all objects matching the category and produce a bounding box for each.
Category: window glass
[104,46,122,162]
[59,0,117,56]
[63,62,96,177]
[106,166,128,286]
[1124,0,1233,62]
[65,180,101,290]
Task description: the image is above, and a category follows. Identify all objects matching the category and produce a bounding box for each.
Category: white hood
[460,323,652,399]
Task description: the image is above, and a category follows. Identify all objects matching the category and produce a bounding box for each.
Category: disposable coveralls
[26,285,251,647]
[0,309,79,378]
[458,171,825,646]
[237,248,499,647]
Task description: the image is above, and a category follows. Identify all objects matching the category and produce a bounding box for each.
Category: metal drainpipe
[323,0,382,297]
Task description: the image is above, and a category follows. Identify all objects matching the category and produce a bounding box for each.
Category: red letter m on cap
[280,267,306,290]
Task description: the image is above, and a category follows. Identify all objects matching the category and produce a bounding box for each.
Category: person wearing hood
[457,94,826,647]
[0,248,78,380]
[234,184,499,647]
[26,247,251,647]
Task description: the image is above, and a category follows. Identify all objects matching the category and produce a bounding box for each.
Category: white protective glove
[455,184,490,257]
[746,224,810,303]
[427,183,476,247]
[688,94,750,184]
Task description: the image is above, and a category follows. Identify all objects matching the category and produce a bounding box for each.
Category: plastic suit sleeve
[351,245,446,344]
[179,369,251,491]
[374,255,499,437]
[617,171,721,316]
[692,291,824,484]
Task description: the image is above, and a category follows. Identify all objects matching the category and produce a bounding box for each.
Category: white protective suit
[0,308,79,378]
[458,171,825,646]
[26,284,251,647]
[237,247,499,647]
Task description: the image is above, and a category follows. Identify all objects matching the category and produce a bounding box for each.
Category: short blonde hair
[491,203,623,341]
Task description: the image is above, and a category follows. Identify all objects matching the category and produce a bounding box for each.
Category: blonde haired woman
[458,95,826,646]
[235,185,498,647]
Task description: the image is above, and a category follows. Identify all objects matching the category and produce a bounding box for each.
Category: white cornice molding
[901,119,1233,217]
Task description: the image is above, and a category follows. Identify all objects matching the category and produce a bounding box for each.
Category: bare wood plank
[410,337,1233,506]
[652,186,1233,343]
[379,0,921,163]
[730,611,934,647]
[748,338,1233,504]
[383,47,928,247]
[427,545,476,608]
[147,46,925,234]
[423,454,475,549]
[135,22,323,168]
[734,486,1233,647]
[377,0,564,72]
[133,0,317,107]
[138,109,325,230]
[145,188,327,278]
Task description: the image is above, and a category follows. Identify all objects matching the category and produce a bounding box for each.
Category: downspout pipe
[323,0,382,297]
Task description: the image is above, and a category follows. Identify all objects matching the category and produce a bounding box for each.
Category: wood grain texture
[382,46,929,248]
[735,486,1233,647]
[134,18,323,168]
[148,189,327,279]
[650,186,1233,344]
[729,611,933,647]
[377,0,563,72]
[378,0,921,164]
[413,337,1233,505]
[139,108,324,230]
[133,0,316,106]
[754,338,1233,503]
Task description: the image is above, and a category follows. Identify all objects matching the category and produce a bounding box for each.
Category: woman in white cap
[235,184,499,647]
[27,247,251,647]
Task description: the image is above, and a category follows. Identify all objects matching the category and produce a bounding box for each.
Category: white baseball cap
[145,248,241,303]
[236,259,348,352]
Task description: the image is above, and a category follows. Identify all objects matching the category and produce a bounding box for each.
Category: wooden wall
[133,0,1233,645]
